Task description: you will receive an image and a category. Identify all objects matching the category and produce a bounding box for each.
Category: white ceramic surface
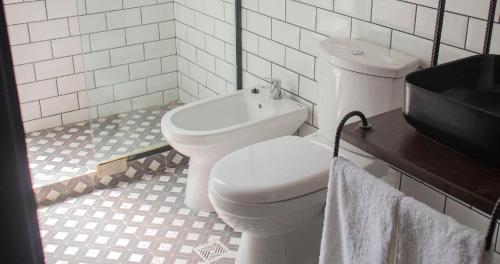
[161,88,308,211]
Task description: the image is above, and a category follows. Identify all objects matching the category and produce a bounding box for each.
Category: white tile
[224,2,235,24]
[242,30,259,54]
[186,27,206,48]
[247,53,271,79]
[175,4,195,26]
[163,88,179,103]
[205,35,226,59]
[400,174,446,212]
[86,0,122,13]
[438,44,476,64]
[110,45,144,66]
[57,73,87,94]
[24,116,62,133]
[298,76,319,103]
[46,0,78,19]
[35,57,75,80]
[124,0,156,8]
[272,64,298,94]
[188,63,207,85]
[246,10,271,38]
[186,0,204,11]
[302,0,333,10]
[206,72,227,95]
[17,79,58,103]
[258,0,286,20]
[415,7,468,47]
[259,38,285,65]
[106,8,142,30]
[159,21,176,39]
[113,79,147,100]
[94,65,129,87]
[285,48,315,79]
[196,50,216,72]
[272,19,300,49]
[162,56,178,73]
[8,24,29,45]
[446,0,490,19]
[178,40,197,62]
[204,0,225,20]
[132,92,163,109]
[129,59,162,80]
[180,74,199,97]
[40,94,79,117]
[78,13,107,34]
[299,29,328,56]
[445,198,490,234]
[316,9,351,38]
[90,29,126,51]
[5,2,47,25]
[14,64,36,84]
[147,73,178,92]
[195,12,215,35]
[29,18,70,42]
[215,58,235,83]
[82,50,111,70]
[68,17,80,35]
[351,19,391,48]
[145,39,177,60]
[142,3,174,23]
[20,101,41,121]
[214,20,235,45]
[98,100,132,117]
[62,108,90,124]
[335,0,372,20]
[466,18,486,53]
[52,36,83,58]
[372,0,416,33]
[489,24,500,55]
[285,0,316,30]
[86,86,114,106]
[199,85,217,99]
[126,24,160,45]
[11,41,52,65]
[242,0,258,11]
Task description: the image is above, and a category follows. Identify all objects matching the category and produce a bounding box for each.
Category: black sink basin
[403,54,500,167]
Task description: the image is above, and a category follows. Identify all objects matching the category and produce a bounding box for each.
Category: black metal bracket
[432,0,498,66]
[333,111,371,158]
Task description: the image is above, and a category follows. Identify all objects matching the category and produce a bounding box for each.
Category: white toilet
[161,87,308,211]
[208,38,419,264]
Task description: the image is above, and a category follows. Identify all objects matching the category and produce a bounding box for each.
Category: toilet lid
[210,136,332,204]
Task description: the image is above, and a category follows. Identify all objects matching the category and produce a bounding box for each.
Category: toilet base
[184,156,216,212]
[236,212,323,264]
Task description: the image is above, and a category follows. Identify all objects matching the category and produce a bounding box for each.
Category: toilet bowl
[161,88,308,211]
[208,37,419,263]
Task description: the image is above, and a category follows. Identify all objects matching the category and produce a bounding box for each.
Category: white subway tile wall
[241,0,500,130]
[5,0,179,132]
[174,0,237,102]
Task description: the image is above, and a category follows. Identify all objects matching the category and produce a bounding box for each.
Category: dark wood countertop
[342,109,500,214]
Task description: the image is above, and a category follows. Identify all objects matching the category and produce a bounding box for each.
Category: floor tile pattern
[38,156,240,264]
[26,102,180,189]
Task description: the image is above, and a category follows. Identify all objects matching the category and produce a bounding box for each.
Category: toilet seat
[209,136,331,204]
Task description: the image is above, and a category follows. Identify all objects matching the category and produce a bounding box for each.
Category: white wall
[5,0,179,132]
[240,0,500,132]
[174,0,237,103]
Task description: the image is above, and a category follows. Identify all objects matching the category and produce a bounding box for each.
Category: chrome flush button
[351,49,365,55]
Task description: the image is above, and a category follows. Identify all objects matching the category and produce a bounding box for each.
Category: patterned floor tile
[38,162,240,264]
[27,103,180,189]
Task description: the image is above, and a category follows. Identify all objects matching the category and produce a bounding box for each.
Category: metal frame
[235,0,242,90]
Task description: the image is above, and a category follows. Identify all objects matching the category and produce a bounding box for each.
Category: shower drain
[194,241,230,262]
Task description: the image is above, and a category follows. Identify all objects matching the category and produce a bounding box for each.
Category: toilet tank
[317,38,420,142]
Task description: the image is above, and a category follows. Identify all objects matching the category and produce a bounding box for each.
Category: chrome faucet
[268,79,283,100]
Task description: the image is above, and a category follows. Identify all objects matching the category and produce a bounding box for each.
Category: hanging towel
[397,197,485,264]
[319,157,403,264]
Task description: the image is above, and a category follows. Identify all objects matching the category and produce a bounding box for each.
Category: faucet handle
[265,78,283,100]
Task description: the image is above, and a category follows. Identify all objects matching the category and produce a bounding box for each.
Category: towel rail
[485,198,500,251]
[333,111,371,158]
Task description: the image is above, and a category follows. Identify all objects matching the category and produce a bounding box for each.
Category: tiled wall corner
[241,0,500,133]
[5,0,180,133]
[174,0,237,103]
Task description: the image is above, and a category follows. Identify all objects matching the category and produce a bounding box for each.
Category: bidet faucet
[268,78,283,100]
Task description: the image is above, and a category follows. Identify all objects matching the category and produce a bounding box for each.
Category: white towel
[319,157,403,264]
[397,197,485,264]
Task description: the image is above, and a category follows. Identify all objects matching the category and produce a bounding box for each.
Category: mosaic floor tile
[26,103,181,189]
[38,161,240,264]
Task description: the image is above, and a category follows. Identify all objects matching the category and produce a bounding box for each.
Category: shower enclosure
[8,0,237,203]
